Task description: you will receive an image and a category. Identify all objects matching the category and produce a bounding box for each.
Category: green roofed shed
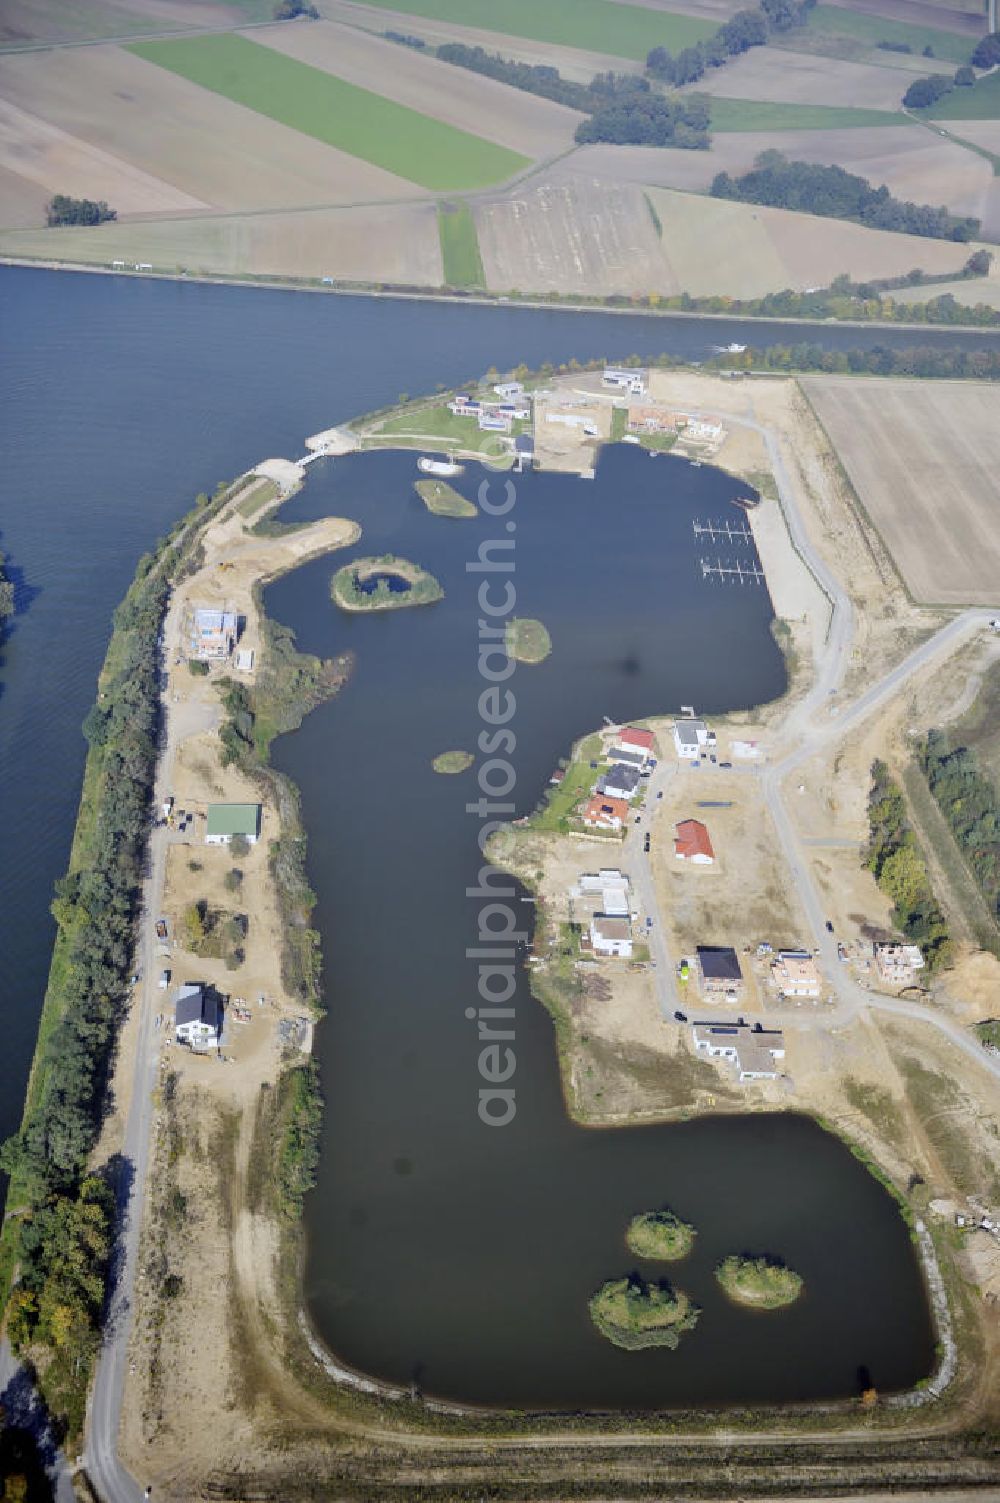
[206,802,261,845]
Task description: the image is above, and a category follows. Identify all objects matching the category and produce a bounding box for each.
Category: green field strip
[346,0,714,61]
[802,4,974,65]
[128,34,529,190]
[438,201,484,286]
[928,71,1000,120]
[709,97,913,131]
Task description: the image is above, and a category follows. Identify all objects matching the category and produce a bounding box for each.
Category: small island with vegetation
[626,1209,696,1262]
[432,750,474,774]
[589,1275,700,1351]
[414,479,477,518]
[715,1255,804,1310]
[506,617,551,664]
[331,555,444,612]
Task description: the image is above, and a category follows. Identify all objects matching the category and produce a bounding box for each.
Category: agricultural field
[798,4,977,65]
[929,70,1000,120]
[0,202,444,284]
[646,187,980,297]
[130,34,529,190]
[0,95,206,219]
[0,0,265,50]
[256,20,583,159]
[708,98,908,130]
[324,0,649,85]
[438,202,484,287]
[0,44,417,214]
[685,46,913,111]
[564,126,996,224]
[338,0,717,60]
[0,164,51,229]
[475,180,667,296]
[803,375,1000,605]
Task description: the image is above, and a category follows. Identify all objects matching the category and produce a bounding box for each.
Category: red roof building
[581,794,630,831]
[674,819,715,863]
[618,726,654,753]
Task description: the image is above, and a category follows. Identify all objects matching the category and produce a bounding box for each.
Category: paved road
[86,598,217,1503]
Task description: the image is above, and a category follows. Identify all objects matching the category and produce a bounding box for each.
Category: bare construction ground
[476,178,667,295]
[0,95,206,218]
[0,200,444,282]
[650,759,815,1017]
[682,45,910,109]
[647,186,979,296]
[256,19,584,158]
[804,376,1000,606]
[0,45,417,217]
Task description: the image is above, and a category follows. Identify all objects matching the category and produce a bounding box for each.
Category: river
[1,265,965,1407]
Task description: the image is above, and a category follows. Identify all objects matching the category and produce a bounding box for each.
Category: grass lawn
[929,71,1000,119]
[532,743,605,832]
[129,34,529,190]
[347,0,715,60]
[802,5,974,65]
[378,401,485,444]
[709,97,910,131]
[438,202,485,287]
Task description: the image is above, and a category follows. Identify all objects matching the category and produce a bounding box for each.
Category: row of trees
[45,195,116,227]
[922,730,1000,923]
[704,341,1000,379]
[903,67,975,109]
[0,484,232,1437]
[866,761,952,970]
[435,43,648,112]
[712,150,980,241]
[646,0,813,87]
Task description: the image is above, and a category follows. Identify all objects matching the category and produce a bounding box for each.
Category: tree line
[0,484,230,1437]
[703,341,1000,380]
[434,44,709,148]
[903,30,1000,109]
[646,0,814,87]
[922,729,1000,924]
[866,760,952,970]
[712,150,980,241]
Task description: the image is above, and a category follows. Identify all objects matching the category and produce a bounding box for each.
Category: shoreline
[3,254,1000,337]
[6,374,996,1497]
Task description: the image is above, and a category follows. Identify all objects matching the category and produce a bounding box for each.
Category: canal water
[0,266,955,1407]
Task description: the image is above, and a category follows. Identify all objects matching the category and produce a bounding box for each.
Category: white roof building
[590,915,633,958]
[673,719,709,757]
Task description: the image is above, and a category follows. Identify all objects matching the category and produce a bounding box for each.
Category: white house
[493,381,524,399]
[603,368,647,396]
[771,950,821,998]
[692,1023,785,1082]
[174,984,223,1050]
[672,719,709,758]
[590,915,633,958]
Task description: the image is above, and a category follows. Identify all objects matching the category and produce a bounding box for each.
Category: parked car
[158,969,170,989]
[825,920,834,933]
[673,1010,687,1022]
[643,834,651,853]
